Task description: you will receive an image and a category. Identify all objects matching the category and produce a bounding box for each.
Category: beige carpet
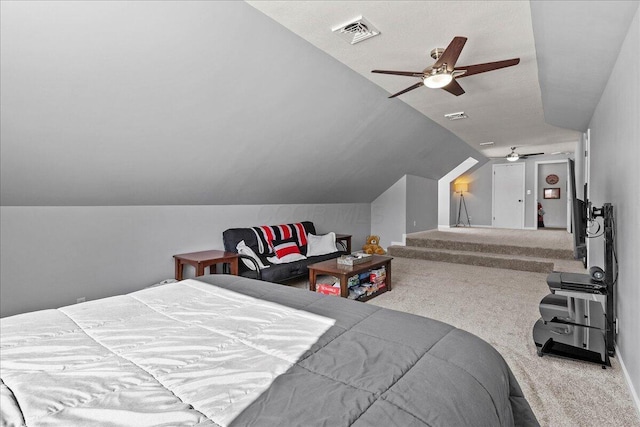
[289,255,639,426]
[408,227,574,250]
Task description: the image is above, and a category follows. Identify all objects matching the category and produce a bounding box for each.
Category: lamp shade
[454,182,468,193]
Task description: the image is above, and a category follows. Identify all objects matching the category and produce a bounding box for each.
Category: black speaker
[589,266,605,282]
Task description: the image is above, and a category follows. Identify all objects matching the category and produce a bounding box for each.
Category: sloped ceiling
[530,0,639,131]
[247,1,639,159]
[0,1,481,206]
[247,1,582,160]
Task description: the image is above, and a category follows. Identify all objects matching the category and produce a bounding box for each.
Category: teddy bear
[362,235,386,255]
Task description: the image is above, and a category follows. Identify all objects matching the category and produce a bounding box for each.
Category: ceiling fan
[371,36,520,98]
[490,147,545,162]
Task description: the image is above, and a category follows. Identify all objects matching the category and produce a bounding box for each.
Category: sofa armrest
[236,254,264,280]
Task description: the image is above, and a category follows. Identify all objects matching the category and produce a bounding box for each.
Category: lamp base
[455,193,470,227]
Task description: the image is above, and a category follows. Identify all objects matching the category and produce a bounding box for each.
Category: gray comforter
[1,274,538,426]
[200,275,538,427]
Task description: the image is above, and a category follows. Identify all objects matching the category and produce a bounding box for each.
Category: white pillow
[306,232,338,257]
[267,253,307,264]
[237,240,269,270]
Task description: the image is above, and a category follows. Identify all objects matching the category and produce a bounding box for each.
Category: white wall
[0,204,371,317]
[438,157,479,227]
[587,6,639,408]
[406,175,439,233]
[371,176,406,248]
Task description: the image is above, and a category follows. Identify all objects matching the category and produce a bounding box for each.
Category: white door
[493,163,525,229]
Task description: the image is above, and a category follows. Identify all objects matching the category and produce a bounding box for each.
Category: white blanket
[1,280,334,426]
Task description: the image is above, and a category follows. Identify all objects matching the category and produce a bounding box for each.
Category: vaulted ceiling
[0,1,481,206]
[248,1,637,159]
[1,1,636,206]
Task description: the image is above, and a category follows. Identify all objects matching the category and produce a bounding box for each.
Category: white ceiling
[247,1,581,159]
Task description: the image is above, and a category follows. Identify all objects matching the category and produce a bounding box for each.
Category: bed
[1,275,538,426]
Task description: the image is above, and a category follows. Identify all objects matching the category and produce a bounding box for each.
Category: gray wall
[538,163,567,228]
[371,176,406,249]
[0,1,481,317]
[370,174,439,248]
[587,6,639,407]
[0,204,371,317]
[406,175,439,234]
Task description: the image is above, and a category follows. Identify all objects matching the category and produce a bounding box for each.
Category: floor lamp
[454,182,471,227]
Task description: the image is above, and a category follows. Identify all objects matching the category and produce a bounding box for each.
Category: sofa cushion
[306,232,338,256]
[267,253,307,264]
[258,251,347,283]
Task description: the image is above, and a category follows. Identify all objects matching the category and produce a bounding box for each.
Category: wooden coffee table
[308,255,392,301]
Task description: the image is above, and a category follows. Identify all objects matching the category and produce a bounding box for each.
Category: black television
[568,159,587,265]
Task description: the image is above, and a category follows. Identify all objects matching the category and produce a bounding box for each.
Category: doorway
[534,159,569,230]
[492,163,525,229]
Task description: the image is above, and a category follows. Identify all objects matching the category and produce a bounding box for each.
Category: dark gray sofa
[222,221,347,283]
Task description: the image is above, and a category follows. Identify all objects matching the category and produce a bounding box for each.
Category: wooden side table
[173,250,239,281]
[335,233,352,253]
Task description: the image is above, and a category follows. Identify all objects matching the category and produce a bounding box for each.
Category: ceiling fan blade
[433,36,467,71]
[520,152,546,158]
[388,81,424,98]
[455,58,520,78]
[372,70,424,77]
[441,79,465,96]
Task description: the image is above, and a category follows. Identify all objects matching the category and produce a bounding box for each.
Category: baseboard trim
[390,234,407,247]
[616,345,640,418]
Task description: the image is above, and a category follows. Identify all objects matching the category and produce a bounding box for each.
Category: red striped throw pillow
[272,238,301,259]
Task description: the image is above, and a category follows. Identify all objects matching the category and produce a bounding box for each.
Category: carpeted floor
[288,231,639,426]
[409,227,575,250]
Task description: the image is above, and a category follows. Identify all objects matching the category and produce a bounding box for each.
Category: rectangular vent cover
[444,111,468,121]
[333,16,380,45]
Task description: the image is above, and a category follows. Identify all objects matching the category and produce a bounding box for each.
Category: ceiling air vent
[479,141,495,146]
[444,111,468,121]
[332,16,380,45]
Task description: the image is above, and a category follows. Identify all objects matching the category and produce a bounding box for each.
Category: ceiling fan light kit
[506,152,520,162]
[424,70,453,88]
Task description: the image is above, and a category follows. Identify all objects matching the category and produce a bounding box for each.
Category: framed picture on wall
[544,188,561,199]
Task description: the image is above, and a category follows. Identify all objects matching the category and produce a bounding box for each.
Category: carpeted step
[404,236,574,260]
[388,245,556,273]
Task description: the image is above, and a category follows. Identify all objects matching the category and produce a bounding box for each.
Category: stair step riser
[404,238,574,260]
[389,246,554,274]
